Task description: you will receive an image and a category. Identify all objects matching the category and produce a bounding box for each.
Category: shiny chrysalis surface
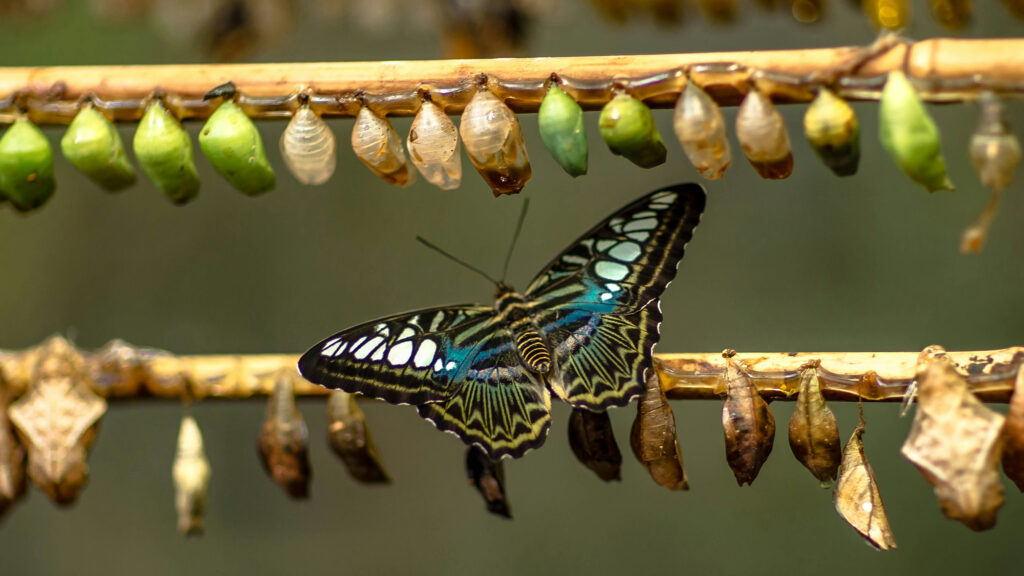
[803,88,860,177]
[863,0,910,29]
[407,100,462,190]
[599,91,667,169]
[459,88,532,196]
[735,88,793,179]
[629,371,688,491]
[0,118,56,212]
[60,105,137,192]
[673,81,731,180]
[352,105,415,187]
[133,101,200,205]
[835,409,897,550]
[199,100,276,195]
[280,103,336,186]
[568,408,621,482]
[962,92,1021,253]
[879,71,953,192]
[327,390,390,484]
[538,83,588,177]
[257,370,311,499]
[1001,369,1024,492]
[172,415,211,536]
[466,446,511,518]
[788,364,841,487]
[722,353,775,486]
[0,381,27,519]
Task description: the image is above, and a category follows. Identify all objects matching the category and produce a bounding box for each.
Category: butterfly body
[300,183,706,460]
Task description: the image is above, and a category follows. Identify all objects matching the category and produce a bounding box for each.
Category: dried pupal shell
[929,0,971,29]
[407,100,462,190]
[0,380,27,519]
[327,390,390,484]
[280,103,336,186]
[133,101,200,205]
[459,88,532,196]
[199,100,275,195]
[735,88,793,179]
[1001,368,1024,491]
[568,408,622,482]
[629,370,688,491]
[673,80,731,180]
[173,415,210,536]
[598,92,667,169]
[0,118,56,211]
[352,105,415,187]
[834,411,897,550]
[879,71,954,192]
[257,369,311,499]
[7,336,106,506]
[722,353,775,486]
[466,446,511,519]
[803,88,860,177]
[538,82,587,178]
[901,347,1005,531]
[60,105,136,192]
[863,0,909,29]
[788,363,841,487]
[961,92,1021,253]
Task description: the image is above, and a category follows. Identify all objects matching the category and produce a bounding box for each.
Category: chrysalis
[629,371,688,491]
[327,390,390,484]
[803,88,860,177]
[257,369,311,499]
[0,380,27,519]
[863,0,909,29]
[879,71,954,192]
[280,102,336,186]
[673,80,731,180]
[722,352,775,486]
[735,88,793,179]
[459,87,532,196]
[568,408,622,482]
[352,105,415,187]
[60,104,137,192]
[0,118,56,212]
[199,97,275,196]
[407,99,462,190]
[788,363,841,487]
[1001,368,1024,492]
[172,415,211,536]
[929,0,971,29]
[466,446,511,518]
[133,101,200,205]
[834,407,897,550]
[538,82,587,177]
[961,92,1020,253]
[901,347,1005,531]
[599,91,667,169]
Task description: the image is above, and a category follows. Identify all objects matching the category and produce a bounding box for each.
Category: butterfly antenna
[416,236,501,286]
[500,198,530,283]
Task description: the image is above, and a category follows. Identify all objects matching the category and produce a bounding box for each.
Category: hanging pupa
[863,0,909,29]
[172,415,211,536]
[199,85,275,195]
[803,88,860,177]
[538,81,587,177]
[568,408,621,482]
[1001,368,1024,492]
[673,80,731,180]
[735,88,793,179]
[0,118,56,212]
[788,362,841,487]
[257,369,311,499]
[629,371,688,491]
[133,100,200,205]
[0,380,27,520]
[929,0,971,29]
[466,446,511,518]
[879,71,954,192]
[961,92,1021,253]
[834,405,897,550]
[599,91,667,169]
[280,100,336,186]
[60,104,136,192]
[722,352,775,486]
[352,104,415,187]
[327,389,390,484]
[459,85,532,196]
[407,98,462,190]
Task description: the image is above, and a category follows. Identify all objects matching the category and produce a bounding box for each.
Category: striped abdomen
[516,329,551,374]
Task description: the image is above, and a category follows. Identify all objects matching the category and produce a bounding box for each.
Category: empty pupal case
[459,86,532,196]
[407,98,462,190]
[352,104,415,187]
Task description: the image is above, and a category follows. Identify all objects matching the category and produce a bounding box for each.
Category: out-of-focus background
[1,1,1023,574]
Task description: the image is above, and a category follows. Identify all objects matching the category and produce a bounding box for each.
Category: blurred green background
[1,1,1023,575]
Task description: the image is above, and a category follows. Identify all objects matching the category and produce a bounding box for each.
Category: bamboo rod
[1,38,1023,124]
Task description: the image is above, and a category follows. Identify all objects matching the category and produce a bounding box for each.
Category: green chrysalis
[199,100,275,196]
[0,118,56,211]
[538,83,587,177]
[804,88,860,177]
[60,105,137,192]
[134,101,200,205]
[598,92,667,169]
[878,71,953,192]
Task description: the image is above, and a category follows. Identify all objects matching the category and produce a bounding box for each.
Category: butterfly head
[493,282,515,300]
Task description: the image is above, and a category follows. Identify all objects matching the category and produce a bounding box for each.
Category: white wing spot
[414,339,438,368]
[651,191,676,203]
[632,211,657,219]
[370,345,386,361]
[434,358,444,372]
[596,239,615,252]
[624,217,658,232]
[609,241,641,262]
[398,327,416,341]
[600,292,613,301]
[446,361,457,371]
[353,336,384,360]
[606,282,621,292]
[595,260,629,281]
[561,254,588,265]
[320,338,344,357]
[429,312,444,332]
[387,340,414,366]
[626,231,650,242]
[349,336,367,353]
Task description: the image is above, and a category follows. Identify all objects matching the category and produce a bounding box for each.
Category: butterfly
[298,183,706,460]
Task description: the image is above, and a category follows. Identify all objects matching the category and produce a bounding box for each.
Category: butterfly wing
[525,183,706,410]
